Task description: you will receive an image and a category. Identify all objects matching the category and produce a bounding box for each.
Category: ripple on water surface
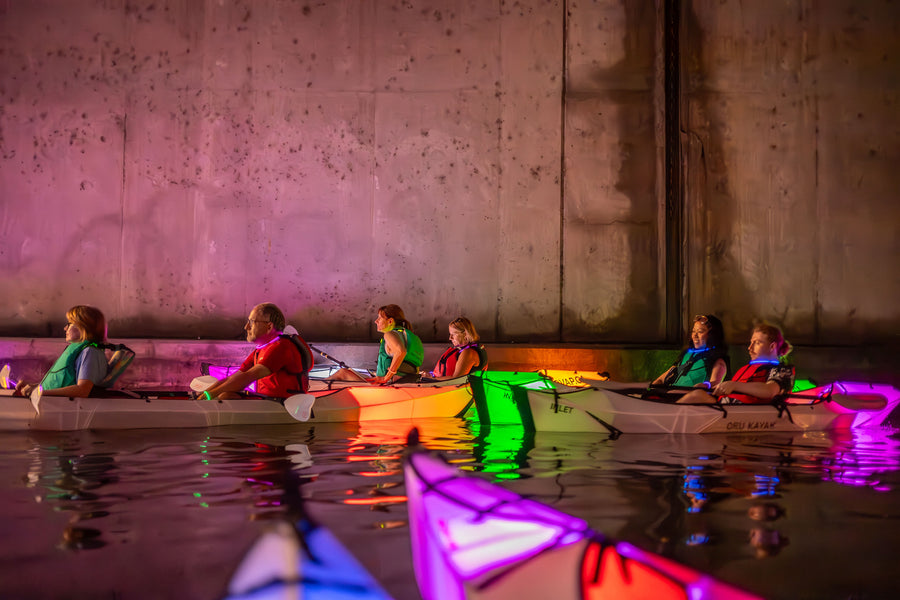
[1,420,899,600]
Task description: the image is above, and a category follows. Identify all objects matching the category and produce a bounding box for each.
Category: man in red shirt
[204,303,310,399]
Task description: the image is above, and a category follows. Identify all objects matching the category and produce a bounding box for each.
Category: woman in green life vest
[651,314,729,390]
[15,305,109,398]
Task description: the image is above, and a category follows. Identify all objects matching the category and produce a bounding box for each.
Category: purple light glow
[406,451,762,600]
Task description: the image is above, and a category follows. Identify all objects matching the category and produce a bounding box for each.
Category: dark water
[1,418,899,600]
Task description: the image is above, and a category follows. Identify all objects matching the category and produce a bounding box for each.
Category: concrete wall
[1,1,898,351]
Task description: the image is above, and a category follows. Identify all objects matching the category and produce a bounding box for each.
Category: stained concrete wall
[683,0,900,346]
[0,0,898,350]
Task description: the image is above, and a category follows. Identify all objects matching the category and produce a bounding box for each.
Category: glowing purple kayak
[404,449,761,600]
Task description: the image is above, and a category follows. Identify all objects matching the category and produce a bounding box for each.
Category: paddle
[307,344,354,371]
[0,364,12,389]
[30,385,43,415]
[190,375,218,393]
[643,383,890,411]
[283,393,317,422]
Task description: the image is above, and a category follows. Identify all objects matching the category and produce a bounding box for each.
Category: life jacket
[377,327,424,377]
[279,333,314,393]
[41,341,99,390]
[663,346,729,387]
[433,342,488,377]
[723,360,780,405]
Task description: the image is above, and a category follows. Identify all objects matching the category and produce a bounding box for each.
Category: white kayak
[521,380,900,434]
[0,376,472,431]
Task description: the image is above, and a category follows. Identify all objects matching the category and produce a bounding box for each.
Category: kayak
[520,380,900,434]
[223,519,394,600]
[0,376,472,431]
[467,370,604,426]
[403,448,761,600]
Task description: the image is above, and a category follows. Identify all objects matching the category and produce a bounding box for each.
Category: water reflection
[1,422,899,600]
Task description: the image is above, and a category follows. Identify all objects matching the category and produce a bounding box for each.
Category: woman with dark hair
[425,317,488,380]
[14,305,108,398]
[652,314,729,389]
[328,304,425,384]
[370,304,424,384]
[678,321,794,405]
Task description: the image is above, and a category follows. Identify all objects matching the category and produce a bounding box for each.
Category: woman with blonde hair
[425,317,488,380]
[15,305,109,398]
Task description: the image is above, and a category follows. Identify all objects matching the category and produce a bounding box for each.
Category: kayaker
[203,303,311,399]
[424,317,488,380]
[370,304,424,383]
[676,322,794,404]
[14,305,109,398]
[329,304,424,384]
[651,314,729,389]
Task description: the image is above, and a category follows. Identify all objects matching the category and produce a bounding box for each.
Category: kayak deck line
[0,376,474,431]
[520,380,900,434]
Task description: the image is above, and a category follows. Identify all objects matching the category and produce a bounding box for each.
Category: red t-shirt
[240,337,305,397]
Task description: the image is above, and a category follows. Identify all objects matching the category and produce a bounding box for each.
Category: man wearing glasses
[203,303,311,399]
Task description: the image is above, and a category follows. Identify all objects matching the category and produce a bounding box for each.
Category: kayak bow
[404,449,761,600]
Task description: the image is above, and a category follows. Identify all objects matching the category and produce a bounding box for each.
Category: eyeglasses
[694,315,708,325]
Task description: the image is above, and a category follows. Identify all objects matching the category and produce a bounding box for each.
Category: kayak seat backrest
[280,334,314,393]
[98,343,136,389]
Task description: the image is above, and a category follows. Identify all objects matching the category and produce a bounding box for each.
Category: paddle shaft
[645,383,888,409]
[307,344,353,370]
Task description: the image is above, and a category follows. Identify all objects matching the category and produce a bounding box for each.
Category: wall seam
[558,0,568,342]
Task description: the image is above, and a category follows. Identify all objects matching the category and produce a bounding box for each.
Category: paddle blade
[832,393,888,412]
[284,394,316,421]
[30,385,43,415]
[190,375,218,393]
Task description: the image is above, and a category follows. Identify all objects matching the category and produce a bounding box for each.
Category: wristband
[202,390,212,400]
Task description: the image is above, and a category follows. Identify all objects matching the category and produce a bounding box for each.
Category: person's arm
[706,358,728,388]
[371,331,406,384]
[450,348,479,378]
[651,366,675,386]
[40,379,96,397]
[206,364,272,398]
[712,379,781,401]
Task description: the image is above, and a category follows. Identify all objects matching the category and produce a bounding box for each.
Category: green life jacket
[664,347,729,387]
[41,341,97,390]
[376,327,424,377]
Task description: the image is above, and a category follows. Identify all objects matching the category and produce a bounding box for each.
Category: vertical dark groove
[559,0,568,341]
[664,0,683,343]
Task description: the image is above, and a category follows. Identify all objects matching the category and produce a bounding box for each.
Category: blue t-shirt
[75,345,109,385]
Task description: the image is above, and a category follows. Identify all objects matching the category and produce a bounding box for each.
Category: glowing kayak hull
[0,377,472,431]
[307,377,472,422]
[523,381,900,434]
[467,370,603,426]
[404,450,761,600]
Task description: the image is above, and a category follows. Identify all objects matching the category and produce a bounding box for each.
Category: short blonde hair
[449,317,479,343]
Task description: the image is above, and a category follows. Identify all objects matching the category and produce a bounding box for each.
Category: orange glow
[357,471,401,477]
[343,496,407,505]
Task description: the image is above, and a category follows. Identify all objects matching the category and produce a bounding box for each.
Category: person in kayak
[14,305,109,398]
[204,303,311,399]
[329,304,424,384]
[651,314,729,389]
[423,317,488,380]
[677,322,794,404]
